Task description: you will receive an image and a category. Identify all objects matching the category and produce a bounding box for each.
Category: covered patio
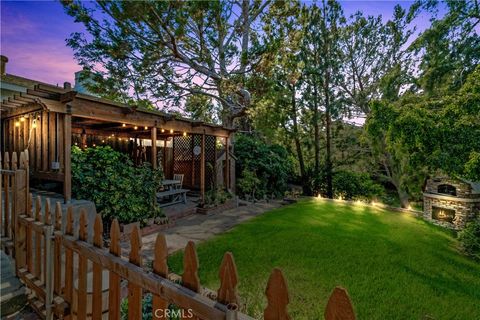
[1,82,235,203]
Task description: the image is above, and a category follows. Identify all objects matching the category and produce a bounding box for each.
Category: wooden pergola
[1,83,235,203]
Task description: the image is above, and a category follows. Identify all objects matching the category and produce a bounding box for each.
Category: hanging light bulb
[101,140,105,143]
[144,126,148,130]
[20,116,25,122]
[93,143,96,147]
[161,128,165,133]
[15,121,20,127]
[134,126,138,130]
[183,132,187,136]
[32,119,37,129]
[170,129,174,134]
[122,123,126,127]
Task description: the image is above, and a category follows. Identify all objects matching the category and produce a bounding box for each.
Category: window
[437,184,456,196]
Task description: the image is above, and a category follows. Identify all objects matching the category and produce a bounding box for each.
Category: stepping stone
[0,250,27,317]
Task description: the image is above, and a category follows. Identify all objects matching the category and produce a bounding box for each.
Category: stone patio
[124,200,284,260]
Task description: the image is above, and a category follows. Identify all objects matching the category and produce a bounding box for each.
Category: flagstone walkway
[131,200,284,260]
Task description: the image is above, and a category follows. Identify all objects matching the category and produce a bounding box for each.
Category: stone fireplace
[423,177,480,229]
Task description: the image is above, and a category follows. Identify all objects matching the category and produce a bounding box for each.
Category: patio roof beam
[69,98,232,137]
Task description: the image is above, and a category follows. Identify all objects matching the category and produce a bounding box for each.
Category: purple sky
[1,1,439,86]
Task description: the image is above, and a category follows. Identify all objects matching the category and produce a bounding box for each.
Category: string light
[102,140,105,143]
[15,121,20,127]
[111,134,115,137]
[20,116,25,122]
[170,129,174,134]
[183,132,187,136]
[144,126,148,130]
[122,123,126,127]
[93,143,96,147]
[161,129,165,133]
[32,119,37,129]
[134,126,138,130]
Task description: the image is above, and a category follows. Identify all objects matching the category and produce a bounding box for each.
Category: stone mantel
[423,193,480,203]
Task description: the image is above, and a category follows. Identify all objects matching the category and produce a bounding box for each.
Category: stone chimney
[1,55,8,75]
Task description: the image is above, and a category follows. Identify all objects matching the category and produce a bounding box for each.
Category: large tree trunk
[324,72,333,199]
[291,86,307,193]
[313,85,320,177]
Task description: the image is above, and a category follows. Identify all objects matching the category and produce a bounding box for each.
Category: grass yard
[168,199,480,319]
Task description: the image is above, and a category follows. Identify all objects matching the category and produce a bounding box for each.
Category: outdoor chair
[173,173,184,189]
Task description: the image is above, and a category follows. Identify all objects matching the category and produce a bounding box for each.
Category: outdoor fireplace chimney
[0,55,8,75]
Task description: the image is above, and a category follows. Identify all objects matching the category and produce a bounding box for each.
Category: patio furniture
[156,188,189,207]
[173,174,184,189]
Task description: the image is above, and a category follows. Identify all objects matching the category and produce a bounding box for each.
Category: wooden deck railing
[4,151,357,320]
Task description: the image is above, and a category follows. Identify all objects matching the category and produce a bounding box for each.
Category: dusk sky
[1,1,439,86]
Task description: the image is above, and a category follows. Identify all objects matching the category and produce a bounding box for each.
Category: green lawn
[169,199,480,319]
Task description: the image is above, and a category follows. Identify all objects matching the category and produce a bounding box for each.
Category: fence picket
[108,219,121,320]
[264,268,290,320]
[324,287,356,320]
[128,225,143,320]
[0,153,2,236]
[92,214,104,319]
[54,202,62,295]
[217,252,239,307]
[26,193,33,273]
[43,198,51,283]
[77,210,88,320]
[64,206,74,305]
[34,196,42,279]
[152,234,169,320]
[3,152,10,238]
[182,241,200,292]
[11,151,18,170]
[183,241,200,320]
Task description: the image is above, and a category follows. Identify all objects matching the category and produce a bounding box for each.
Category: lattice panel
[173,135,194,187]
[173,135,217,190]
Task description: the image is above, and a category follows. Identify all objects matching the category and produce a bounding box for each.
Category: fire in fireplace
[432,206,455,223]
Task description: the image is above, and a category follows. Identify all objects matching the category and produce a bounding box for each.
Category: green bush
[203,188,233,207]
[235,134,294,198]
[72,146,163,224]
[458,220,480,261]
[332,170,384,200]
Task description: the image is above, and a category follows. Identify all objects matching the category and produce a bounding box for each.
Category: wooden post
[151,126,157,169]
[63,113,72,203]
[225,136,230,191]
[200,133,205,203]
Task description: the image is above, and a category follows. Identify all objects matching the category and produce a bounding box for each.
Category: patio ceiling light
[15,121,20,127]
[20,116,25,122]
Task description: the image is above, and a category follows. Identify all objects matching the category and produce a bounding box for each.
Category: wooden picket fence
[0,151,29,262]
[3,152,357,320]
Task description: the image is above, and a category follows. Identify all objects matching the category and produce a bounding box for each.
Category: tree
[62,0,273,126]
[300,0,345,198]
[338,4,419,115]
[412,0,480,95]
